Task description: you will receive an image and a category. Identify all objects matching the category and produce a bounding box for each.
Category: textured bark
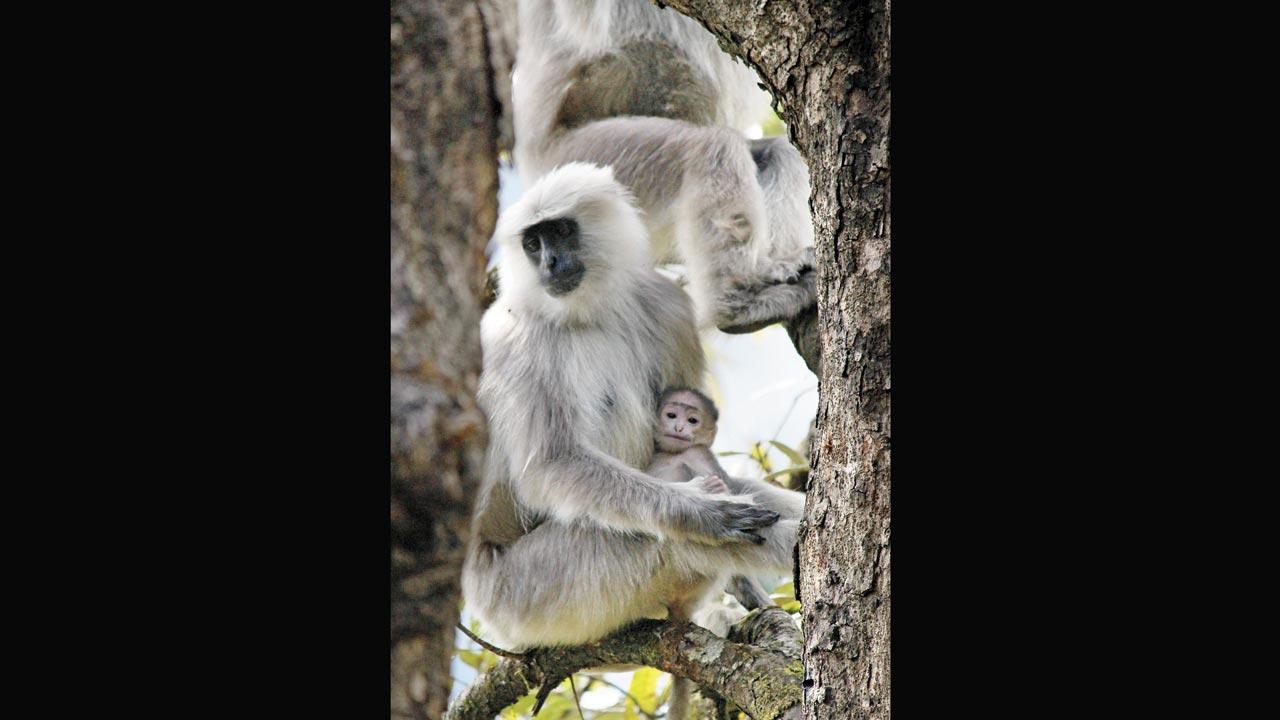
[659,1,892,718]
[446,613,803,720]
[390,0,512,717]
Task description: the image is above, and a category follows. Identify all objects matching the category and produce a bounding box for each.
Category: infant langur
[647,387,732,494]
[645,387,775,720]
[646,388,776,610]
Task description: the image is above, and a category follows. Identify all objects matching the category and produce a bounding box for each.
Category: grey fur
[513,0,817,332]
[462,165,804,666]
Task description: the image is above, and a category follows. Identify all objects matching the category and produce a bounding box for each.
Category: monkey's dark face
[655,391,717,452]
[521,217,586,296]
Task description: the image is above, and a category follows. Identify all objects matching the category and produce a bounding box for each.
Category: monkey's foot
[716,267,816,334]
[762,248,815,285]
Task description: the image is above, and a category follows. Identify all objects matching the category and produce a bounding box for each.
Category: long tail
[668,676,691,720]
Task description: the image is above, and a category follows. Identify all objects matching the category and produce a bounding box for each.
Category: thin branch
[569,675,585,720]
[456,623,525,659]
[770,386,817,443]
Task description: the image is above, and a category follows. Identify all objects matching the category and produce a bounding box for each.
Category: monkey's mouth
[543,267,586,296]
[663,433,692,443]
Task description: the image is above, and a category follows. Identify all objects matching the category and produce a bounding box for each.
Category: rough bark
[445,612,803,720]
[659,1,892,718]
[390,0,512,717]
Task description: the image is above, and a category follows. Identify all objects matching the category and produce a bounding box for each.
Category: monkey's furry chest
[555,326,658,468]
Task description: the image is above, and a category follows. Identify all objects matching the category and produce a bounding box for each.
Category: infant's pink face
[654,391,717,453]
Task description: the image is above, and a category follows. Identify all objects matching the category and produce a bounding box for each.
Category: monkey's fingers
[718,503,780,534]
[729,530,767,545]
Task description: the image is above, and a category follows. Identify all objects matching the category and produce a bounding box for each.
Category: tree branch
[445,615,802,720]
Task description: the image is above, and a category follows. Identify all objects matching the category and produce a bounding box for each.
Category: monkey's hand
[671,479,780,545]
[689,474,729,495]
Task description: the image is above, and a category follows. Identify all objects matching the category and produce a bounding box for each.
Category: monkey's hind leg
[675,129,816,333]
[716,270,816,334]
[726,574,775,610]
[717,137,817,333]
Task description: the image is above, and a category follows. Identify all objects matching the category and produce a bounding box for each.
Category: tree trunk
[659,1,892,717]
[390,0,511,717]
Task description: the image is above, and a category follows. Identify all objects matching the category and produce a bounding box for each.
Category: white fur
[462,169,806,654]
[511,0,816,331]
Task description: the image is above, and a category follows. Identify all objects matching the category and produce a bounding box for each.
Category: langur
[646,386,796,719]
[647,387,787,606]
[461,164,805,668]
[513,0,817,333]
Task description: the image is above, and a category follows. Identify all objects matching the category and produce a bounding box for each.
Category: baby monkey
[646,387,776,611]
[646,387,778,720]
[648,387,731,492]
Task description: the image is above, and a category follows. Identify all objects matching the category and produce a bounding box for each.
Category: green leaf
[779,599,802,613]
[772,581,794,597]
[768,440,806,466]
[749,442,773,472]
[456,650,483,669]
[717,451,748,457]
[539,693,573,719]
[628,667,662,716]
[762,464,808,482]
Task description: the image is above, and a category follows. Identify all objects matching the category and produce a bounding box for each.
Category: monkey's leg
[726,574,775,610]
[748,136,815,274]
[467,517,797,649]
[547,118,816,329]
[716,271,817,334]
[673,129,817,332]
[466,521,711,649]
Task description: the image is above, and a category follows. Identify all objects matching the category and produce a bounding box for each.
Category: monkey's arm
[518,444,779,545]
[685,446,733,481]
[678,448,805,520]
[719,474,805,521]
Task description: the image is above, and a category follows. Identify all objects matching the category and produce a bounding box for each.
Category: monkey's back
[513,0,770,180]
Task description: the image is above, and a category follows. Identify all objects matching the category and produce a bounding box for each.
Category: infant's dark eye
[666,412,676,419]
[688,418,698,424]
[522,236,539,253]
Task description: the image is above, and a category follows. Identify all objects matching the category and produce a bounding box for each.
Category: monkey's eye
[666,412,676,419]
[522,235,540,253]
[688,417,698,424]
